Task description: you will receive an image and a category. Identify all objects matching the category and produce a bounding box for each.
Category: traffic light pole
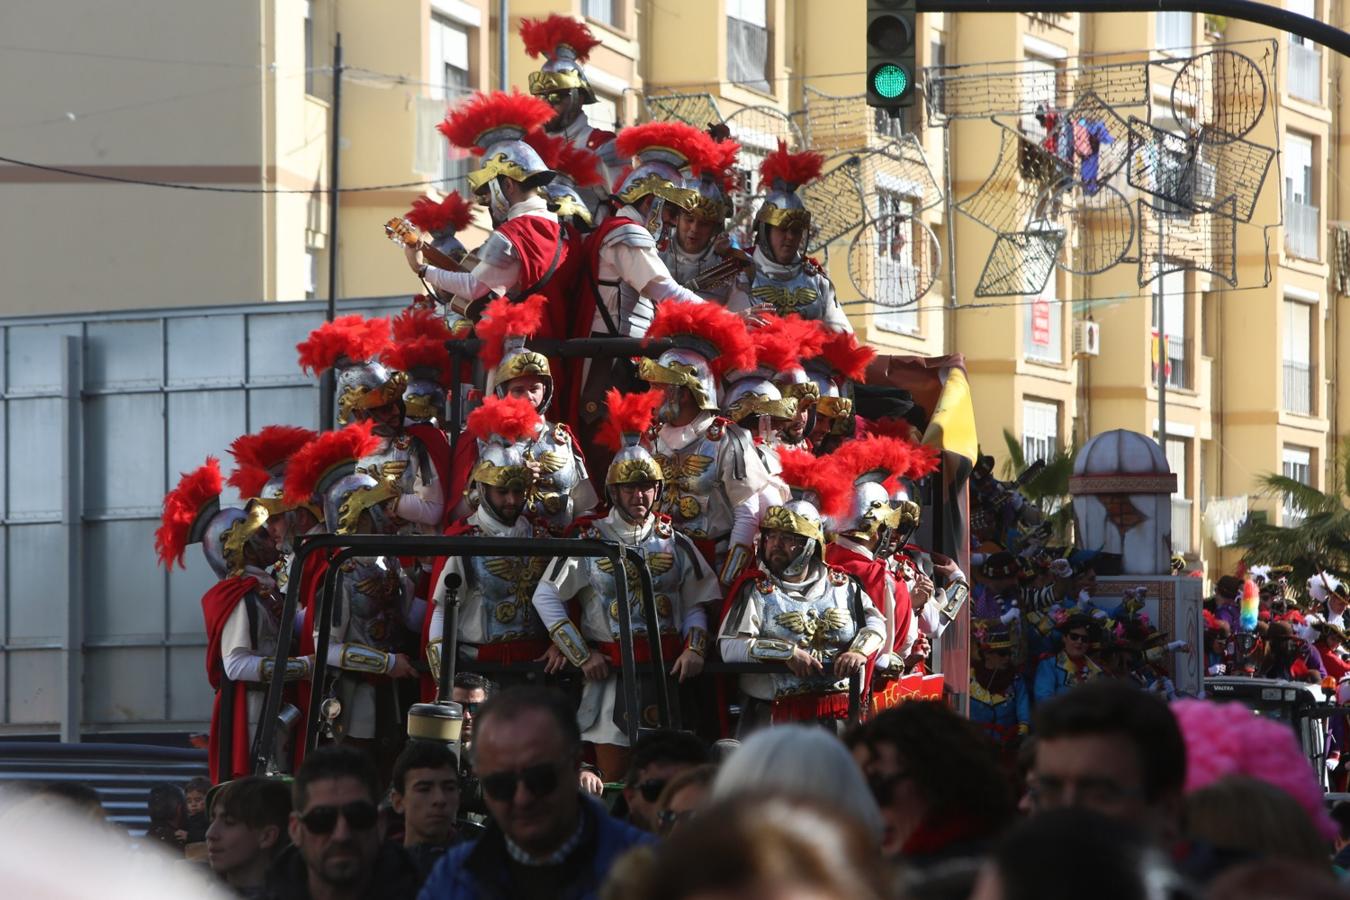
[915,1,1349,57]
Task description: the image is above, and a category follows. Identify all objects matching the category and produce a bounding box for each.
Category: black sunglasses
[638,778,669,803]
[481,762,561,803]
[299,801,378,834]
[462,702,481,716]
[1065,632,1090,642]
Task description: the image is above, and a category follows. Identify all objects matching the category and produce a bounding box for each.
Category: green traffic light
[871,64,909,99]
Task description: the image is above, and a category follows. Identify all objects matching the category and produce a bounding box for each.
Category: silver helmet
[760,498,827,576]
[601,390,666,518]
[754,140,824,248]
[722,375,797,430]
[157,457,271,580]
[200,502,273,579]
[639,347,720,413]
[439,91,557,223]
[613,123,715,235]
[522,14,601,104]
[296,316,397,427]
[464,396,543,522]
[640,301,756,418]
[322,470,400,536]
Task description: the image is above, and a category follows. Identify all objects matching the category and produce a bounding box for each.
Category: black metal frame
[252,534,674,773]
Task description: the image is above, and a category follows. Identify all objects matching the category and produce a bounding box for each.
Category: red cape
[826,543,914,654]
[202,576,258,784]
[406,424,452,517]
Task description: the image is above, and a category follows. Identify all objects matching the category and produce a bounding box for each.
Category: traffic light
[866,0,916,109]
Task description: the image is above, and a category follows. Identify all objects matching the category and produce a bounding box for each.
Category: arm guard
[750,638,796,661]
[339,643,393,675]
[719,544,752,587]
[260,657,312,682]
[548,619,591,668]
[684,626,709,657]
[848,628,886,657]
[427,640,443,684]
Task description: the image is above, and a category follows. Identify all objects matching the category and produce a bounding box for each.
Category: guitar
[384,218,489,320]
[687,245,754,293]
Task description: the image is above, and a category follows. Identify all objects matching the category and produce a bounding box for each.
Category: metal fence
[1283,360,1314,415]
[0,295,405,739]
[1285,200,1321,261]
[1288,42,1322,104]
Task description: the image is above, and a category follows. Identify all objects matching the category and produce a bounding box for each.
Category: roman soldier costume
[729,141,852,333]
[400,191,477,328]
[805,330,875,454]
[157,458,309,783]
[427,396,554,684]
[525,126,605,231]
[532,389,719,753]
[659,137,752,308]
[639,300,785,587]
[520,13,620,217]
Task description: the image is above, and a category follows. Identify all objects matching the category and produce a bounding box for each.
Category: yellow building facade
[0,1,1338,578]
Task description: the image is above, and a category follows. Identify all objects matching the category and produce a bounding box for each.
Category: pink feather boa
[1172,698,1335,840]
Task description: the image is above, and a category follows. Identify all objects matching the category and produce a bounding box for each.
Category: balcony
[1171,497,1193,555]
[1289,42,1322,104]
[1283,360,1314,415]
[1284,200,1320,261]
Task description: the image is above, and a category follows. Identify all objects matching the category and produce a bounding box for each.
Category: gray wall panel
[85,394,165,516]
[6,398,62,520]
[85,520,162,643]
[7,524,63,642]
[168,646,214,722]
[5,324,80,395]
[85,320,162,390]
[85,648,164,724]
[167,390,247,507]
[168,555,218,638]
[168,316,245,387]
[9,650,59,725]
[248,386,321,433]
[248,312,323,384]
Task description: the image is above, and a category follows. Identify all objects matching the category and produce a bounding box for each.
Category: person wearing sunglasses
[268,746,420,900]
[619,730,711,832]
[1033,612,1104,705]
[419,686,654,900]
[968,623,1030,765]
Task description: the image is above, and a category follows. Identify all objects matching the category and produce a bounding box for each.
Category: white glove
[1000,606,1021,625]
[1076,590,1092,608]
[1207,664,1226,675]
[1050,559,1073,579]
[1327,754,1341,774]
[1166,640,1189,653]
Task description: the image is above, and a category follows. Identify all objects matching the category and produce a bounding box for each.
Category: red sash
[472,639,552,664]
[596,636,683,668]
[771,690,852,723]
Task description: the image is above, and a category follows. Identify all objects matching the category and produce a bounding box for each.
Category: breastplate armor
[660,242,733,304]
[754,571,860,699]
[598,278,653,338]
[340,557,410,653]
[250,589,287,660]
[654,423,727,540]
[527,424,586,529]
[576,518,683,642]
[357,433,422,495]
[750,264,829,322]
[467,531,549,643]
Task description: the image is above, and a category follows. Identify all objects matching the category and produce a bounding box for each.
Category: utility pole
[321,33,343,431]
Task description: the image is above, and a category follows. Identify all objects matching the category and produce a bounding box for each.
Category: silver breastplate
[600,279,652,337]
[754,571,861,699]
[577,519,684,640]
[357,433,422,494]
[750,264,829,322]
[249,590,286,659]
[527,424,586,528]
[340,557,410,652]
[655,423,727,540]
[467,530,549,643]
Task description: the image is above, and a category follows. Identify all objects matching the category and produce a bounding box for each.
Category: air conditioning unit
[1073,320,1101,357]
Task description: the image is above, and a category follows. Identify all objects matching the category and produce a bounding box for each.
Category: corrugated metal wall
[0,297,404,737]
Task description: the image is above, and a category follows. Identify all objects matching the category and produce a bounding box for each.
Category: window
[1020,55,1060,141]
[1283,298,1314,414]
[1025,273,1062,363]
[1155,11,1192,53]
[1151,269,1188,389]
[583,0,620,29]
[727,0,771,94]
[927,36,946,117]
[431,15,472,187]
[1284,132,1318,259]
[304,1,316,96]
[1288,0,1322,102]
[1165,437,1191,553]
[1022,398,1061,465]
[1281,446,1314,525]
[874,191,920,335]
[305,249,319,301]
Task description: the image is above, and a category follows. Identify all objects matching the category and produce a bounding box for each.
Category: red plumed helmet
[778,448,852,521]
[817,330,875,383]
[597,389,663,452]
[760,140,824,191]
[615,122,717,172]
[466,395,541,444]
[476,295,548,370]
[520,14,601,62]
[832,435,923,494]
[438,90,555,153]
[645,301,756,378]
[382,337,453,388]
[296,315,391,375]
[156,458,224,569]
[283,421,381,504]
[391,306,457,344]
[404,192,475,235]
[696,138,743,194]
[750,314,829,373]
[524,132,603,188]
[227,425,317,498]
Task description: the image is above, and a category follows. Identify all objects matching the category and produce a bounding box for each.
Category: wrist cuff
[549,620,591,667]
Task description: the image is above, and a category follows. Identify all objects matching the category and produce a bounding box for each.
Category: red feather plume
[778,448,852,521]
[817,330,875,383]
[695,138,742,194]
[296,315,391,375]
[597,389,663,452]
[156,457,224,569]
[520,14,601,62]
[228,425,317,473]
[404,192,475,235]
[524,131,604,188]
[382,337,453,387]
[466,395,541,445]
[475,294,548,370]
[905,441,941,480]
[283,421,380,504]
[832,436,924,494]
[391,306,457,343]
[750,314,829,372]
[437,90,555,153]
[228,466,271,501]
[759,139,824,190]
[646,301,756,378]
[615,122,716,171]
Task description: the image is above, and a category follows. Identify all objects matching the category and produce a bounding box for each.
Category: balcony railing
[1171,497,1193,555]
[1285,200,1320,260]
[1165,336,1188,390]
[1283,360,1314,415]
[1289,42,1322,104]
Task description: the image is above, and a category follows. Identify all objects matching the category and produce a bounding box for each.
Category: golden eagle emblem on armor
[774,607,851,659]
[601,554,675,624]
[484,556,547,604]
[527,449,569,474]
[751,285,819,314]
[355,571,400,608]
[658,454,713,522]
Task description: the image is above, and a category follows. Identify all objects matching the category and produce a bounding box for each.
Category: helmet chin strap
[487,178,512,225]
[645,196,668,239]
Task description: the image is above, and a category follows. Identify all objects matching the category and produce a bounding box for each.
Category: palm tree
[1000,430,1077,546]
[1235,444,1350,602]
